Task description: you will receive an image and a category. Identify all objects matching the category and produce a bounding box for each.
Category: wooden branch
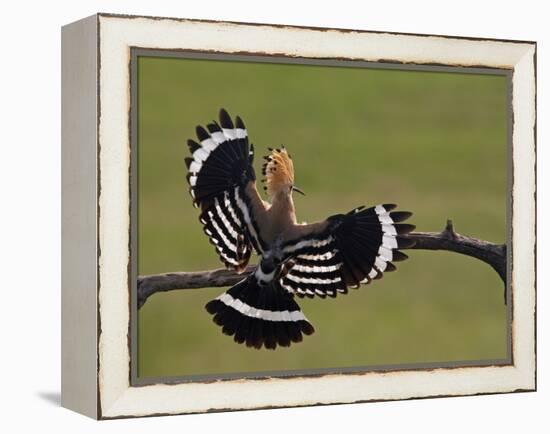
[402,220,506,283]
[137,265,257,309]
[137,220,507,309]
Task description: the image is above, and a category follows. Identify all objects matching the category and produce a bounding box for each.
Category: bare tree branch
[137,220,507,309]
[402,220,506,282]
[137,265,257,309]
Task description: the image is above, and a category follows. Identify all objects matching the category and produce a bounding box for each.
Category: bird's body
[185,109,414,349]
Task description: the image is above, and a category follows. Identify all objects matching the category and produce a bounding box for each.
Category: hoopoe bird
[185,109,415,350]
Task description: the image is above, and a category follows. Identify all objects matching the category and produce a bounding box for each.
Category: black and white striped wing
[185,109,266,271]
[279,204,415,298]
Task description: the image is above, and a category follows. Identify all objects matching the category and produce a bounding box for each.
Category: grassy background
[137,56,509,379]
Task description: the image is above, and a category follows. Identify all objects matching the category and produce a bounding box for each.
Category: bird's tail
[205,274,315,349]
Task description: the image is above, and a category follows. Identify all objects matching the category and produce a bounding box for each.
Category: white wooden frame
[61,13,536,419]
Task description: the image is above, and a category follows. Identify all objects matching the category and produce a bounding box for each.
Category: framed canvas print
[61,13,536,419]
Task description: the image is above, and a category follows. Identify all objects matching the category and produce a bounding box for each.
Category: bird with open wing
[185,109,415,350]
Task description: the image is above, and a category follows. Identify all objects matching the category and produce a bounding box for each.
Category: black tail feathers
[205,275,314,350]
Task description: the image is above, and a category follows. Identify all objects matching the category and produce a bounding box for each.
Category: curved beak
[292,186,306,196]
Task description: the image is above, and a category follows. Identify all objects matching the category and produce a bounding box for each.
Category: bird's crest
[261,147,294,196]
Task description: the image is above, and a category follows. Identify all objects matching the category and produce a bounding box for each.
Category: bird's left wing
[185,109,267,271]
[279,204,415,298]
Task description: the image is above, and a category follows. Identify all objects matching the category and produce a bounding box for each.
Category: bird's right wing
[185,109,267,271]
[279,204,415,298]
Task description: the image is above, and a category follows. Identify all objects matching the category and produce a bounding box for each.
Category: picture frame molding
[61,13,536,419]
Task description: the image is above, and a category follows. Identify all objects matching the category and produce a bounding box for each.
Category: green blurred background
[137,55,509,379]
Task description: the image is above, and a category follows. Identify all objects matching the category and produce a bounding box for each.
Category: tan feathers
[261,147,295,197]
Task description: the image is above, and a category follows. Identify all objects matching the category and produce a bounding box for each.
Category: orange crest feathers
[261,147,295,196]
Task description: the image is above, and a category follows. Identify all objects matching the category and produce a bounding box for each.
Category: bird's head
[261,147,305,199]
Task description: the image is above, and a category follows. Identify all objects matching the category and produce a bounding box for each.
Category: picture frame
[61,13,536,419]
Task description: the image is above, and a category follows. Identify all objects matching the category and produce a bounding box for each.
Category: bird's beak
[292,186,306,196]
